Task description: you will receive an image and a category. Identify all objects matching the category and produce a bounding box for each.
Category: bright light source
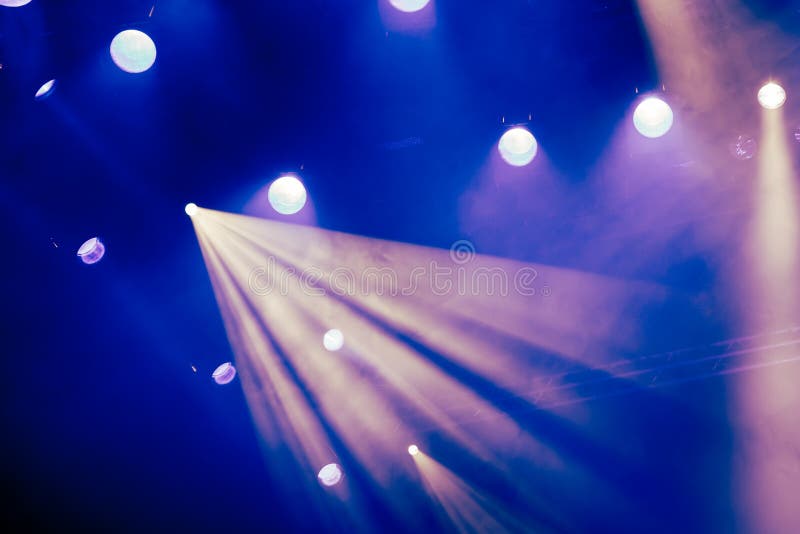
[0,1,33,7]
[323,329,344,352]
[212,362,237,385]
[498,126,538,167]
[758,82,786,110]
[34,79,56,100]
[730,135,757,160]
[317,463,343,487]
[389,0,431,13]
[408,444,419,456]
[633,97,674,138]
[185,203,198,217]
[268,175,307,215]
[77,237,105,265]
[110,29,157,74]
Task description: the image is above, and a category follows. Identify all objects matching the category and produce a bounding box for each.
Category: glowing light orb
[729,135,757,160]
[212,362,237,385]
[0,1,34,7]
[34,79,56,100]
[498,126,538,167]
[268,175,307,215]
[317,463,343,487]
[758,82,786,110]
[77,237,105,265]
[110,30,157,74]
[633,97,674,138]
[185,203,198,216]
[389,0,430,12]
[408,444,419,456]
[323,329,344,352]
[793,126,800,144]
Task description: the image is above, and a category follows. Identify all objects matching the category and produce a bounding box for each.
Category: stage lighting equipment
[498,126,538,167]
[758,82,786,110]
[323,329,344,352]
[268,175,307,215]
[0,1,33,7]
[389,0,430,12]
[212,362,237,385]
[77,237,105,265]
[317,463,343,487]
[633,96,674,138]
[408,444,419,456]
[110,30,157,73]
[730,135,757,160]
[185,203,198,217]
[34,79,56,100]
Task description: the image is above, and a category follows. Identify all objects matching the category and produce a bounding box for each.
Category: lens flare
[110,29,157,74]
[268,175,307,215]
[498,127,538,167]
[633,97,674,138]
[758,82,786,110]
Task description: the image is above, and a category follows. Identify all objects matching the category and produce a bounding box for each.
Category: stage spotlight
[323,329,344,352]
[212,362,237,385]
[34,79,56,100]
[0,1,33,7]
[317,463,343,487]
[498,126,538,167]
[268,175,307,215]
[389,0,431,13]
[185,203,198,217]
[76,237,105,265]
[758,82,786,110]
[408,444,419,456]
[730,135,757,160]
[633,96,674,138]
[110,29,157,74]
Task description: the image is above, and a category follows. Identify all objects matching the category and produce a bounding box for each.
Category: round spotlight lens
[408,444,419,456]
[212,362,237,385]
[317,463,343,487]
[323,329,344,352]
[389,0,431,13]
[34,79,56,100]
[110,29,157,74]
[77,237,106,265]
[0,1,34,7]
[758,82,786,110]
[633,97,674,138]
[185,203,198,216]
[498,127,538,167]
[729,135,757,160]
[268,175,307,215]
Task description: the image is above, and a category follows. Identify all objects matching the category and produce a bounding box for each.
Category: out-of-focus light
[77,237,105,265]
[212,362,237,385]
[323,329,344,352]
[498,126,538,167]
[0,1,33,7]
[730,135,757,160]
[34,79,56,100]
[633,97,674,138]
[110,29,157,74]
[389,0,430,13]
[185,203,198,216]
[408,444,419,456]
[758,82,786,110]
[317,463,343,487]
[268,175,307,215]
[793,126,800,144]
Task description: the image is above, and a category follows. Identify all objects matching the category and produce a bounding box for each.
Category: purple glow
[76,237,105,265]
[212,362,237,385]
[730,135,757,160]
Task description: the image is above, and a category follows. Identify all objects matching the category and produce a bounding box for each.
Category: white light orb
[185,203,198,216]
[317,463,343,487]
[77,237,105,265]
[408,444,419,456]
[0,1,34,7]
[389,0,431,13]
[110,29,157,74]
[268,175,307,215]
[34,79,56,100]
[498,126,538,167]
[212,362,237,385]
[633,97,674,138]
[323,329,344,352]
[758,82,786,110]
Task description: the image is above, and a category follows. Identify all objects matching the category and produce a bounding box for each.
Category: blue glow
[35,79,56,100]
[389,0,430,12]
[632,97,673,138]
[498,127,538,167]
[268,175,307,215]
[110,30,157,74]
